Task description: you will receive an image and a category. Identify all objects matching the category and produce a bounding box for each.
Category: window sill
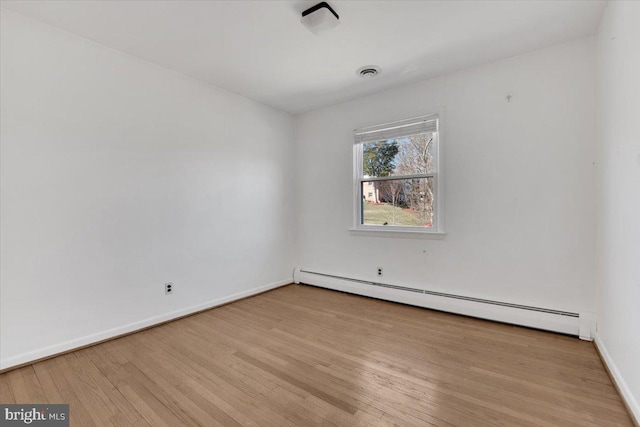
[348,228,447,239]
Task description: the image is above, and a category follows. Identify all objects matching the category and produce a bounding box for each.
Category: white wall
[0,10,295,368]
[295,38,597,319]
[596,0,640,419]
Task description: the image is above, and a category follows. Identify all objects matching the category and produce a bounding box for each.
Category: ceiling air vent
[357,66,381,78]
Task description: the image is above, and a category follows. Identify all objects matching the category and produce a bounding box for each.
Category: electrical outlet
[377,267,383,276]
[165,282,173,295]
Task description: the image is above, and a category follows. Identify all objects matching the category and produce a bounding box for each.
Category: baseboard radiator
[294,268,591,339]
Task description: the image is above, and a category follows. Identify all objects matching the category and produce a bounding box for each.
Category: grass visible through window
[363,201,433,227]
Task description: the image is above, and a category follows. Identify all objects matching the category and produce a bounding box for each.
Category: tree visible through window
[354,115,440,231]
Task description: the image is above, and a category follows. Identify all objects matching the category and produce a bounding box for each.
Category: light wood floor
[0,284,633,426]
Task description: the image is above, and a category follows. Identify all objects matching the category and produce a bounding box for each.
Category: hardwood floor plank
[234,350,359,415]
[6,366,47,403]
[0,371,17,403]
[40,357,101,426]
[141,333,302,426]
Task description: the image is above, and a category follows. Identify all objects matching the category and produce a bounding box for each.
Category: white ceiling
[1,0,607,114]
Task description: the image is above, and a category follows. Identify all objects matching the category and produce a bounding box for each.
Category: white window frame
[352,114,445,235]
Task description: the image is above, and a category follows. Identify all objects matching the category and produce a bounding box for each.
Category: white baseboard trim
[593,332,640,426]
[294,268,580,336]
[0,279,291,371]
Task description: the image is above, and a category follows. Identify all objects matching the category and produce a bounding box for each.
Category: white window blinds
[353,114,438,145]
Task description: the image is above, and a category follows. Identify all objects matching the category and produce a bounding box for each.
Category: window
[353,115,441,233]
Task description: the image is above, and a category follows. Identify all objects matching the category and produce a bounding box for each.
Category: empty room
[0,0,638,426]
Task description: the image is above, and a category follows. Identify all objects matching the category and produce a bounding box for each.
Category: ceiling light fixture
[357,65,381,78]
[301,2,340,34]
